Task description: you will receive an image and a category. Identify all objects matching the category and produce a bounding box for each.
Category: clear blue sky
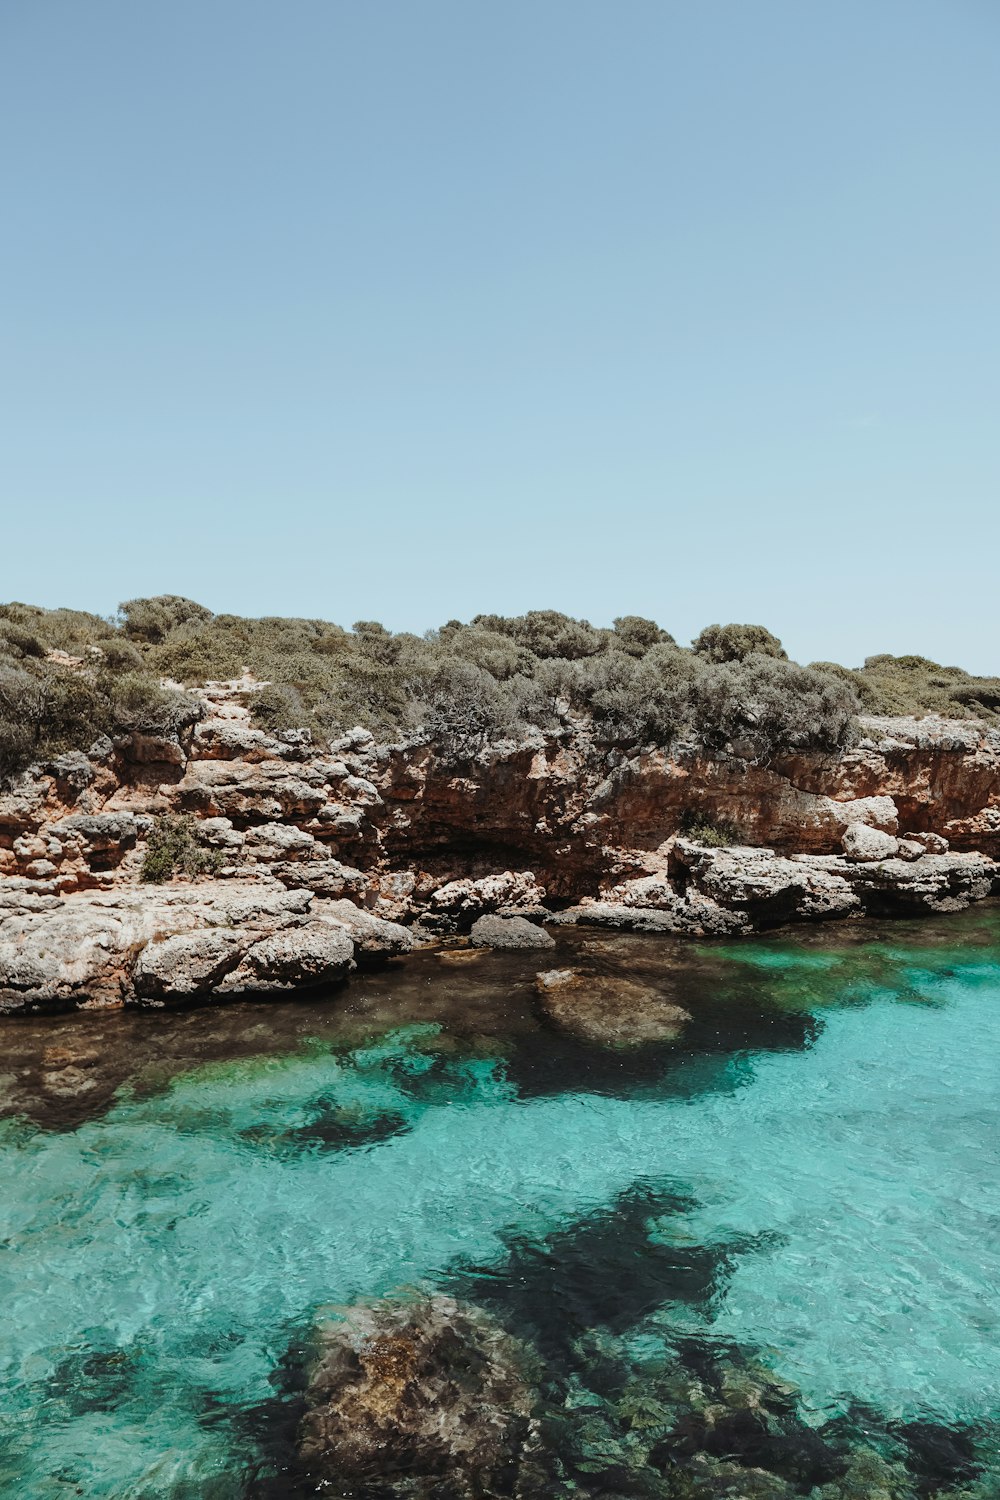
[2,1,998,669]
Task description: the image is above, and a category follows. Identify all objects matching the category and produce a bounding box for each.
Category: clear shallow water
[1,914,999,1496]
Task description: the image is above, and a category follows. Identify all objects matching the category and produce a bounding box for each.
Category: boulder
[244,822,318,861]
[550,899,751,937]
[315,899,414,962]
[48,813,141,856]
[120,732,186,767]
[907,830,950,854]
[133,929,244,999]
[895,837,926,862]
[469,915,555,950]
[269,859,368,899]
[535,967,690,1047]
[841,824,900,862]
[195,817,245,850]
[836,794,899,834]
[674,840,860,924]
[841,851,997,915]
[431,871,545,920]
[299,1295,535,1494]
[174,759,328,820]
[216,925,355,993]
[190,719,286,762]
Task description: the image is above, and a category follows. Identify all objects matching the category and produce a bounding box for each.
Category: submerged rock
[299,1294,536,1495]
[535,967,690,1047]
[470,914,556,950]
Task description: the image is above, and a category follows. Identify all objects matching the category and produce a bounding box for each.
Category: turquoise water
[1,918,999,1495]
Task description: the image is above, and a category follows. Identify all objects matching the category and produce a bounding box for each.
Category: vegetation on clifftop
[1,596,998,780]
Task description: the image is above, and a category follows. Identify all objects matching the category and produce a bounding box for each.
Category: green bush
[119,595,213,644]
[561,646,694,746]
[103,672,202,737]
[471,609,607,660]
[3,597,997,776]
[436,622,538,681]
[691,654,858,763]
[692,622,787,664]
[851,654,1000,720]
[140,815,225,883]
[679,811,740,847]
[0,662,114,775]
[250,682,313,737]
[0,621,46,660]
[96,638,145,673]
[611,615,675,656]
[406,660,548,754]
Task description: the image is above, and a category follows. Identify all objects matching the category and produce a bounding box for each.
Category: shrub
[436,623,538,681]
[0,662,112,774]
[119,595,213,644]
[807,660,883,712]
[851,654,1000,721]
[691,654,858,763]
[563,647,693,746]
[0,621,46,660]
[471,610,607,660]
[679,811,740,847]
[3,597,997,774]
[611,615,675,656]
[250,683,312,736]
[141,815,225,883]
[0,602,116,656]
[692,623,787,664]
[103,673,202,737]
[95,638,145,672]
[318,657,410,740]
[408,659,524,753]
[351,620,400,662]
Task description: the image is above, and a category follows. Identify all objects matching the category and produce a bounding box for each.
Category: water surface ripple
[1,912,998,1496]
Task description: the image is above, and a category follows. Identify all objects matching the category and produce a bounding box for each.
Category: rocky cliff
[1,683,998,1011]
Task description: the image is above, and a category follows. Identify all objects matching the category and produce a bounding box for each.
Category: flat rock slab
[0,879,411,1012]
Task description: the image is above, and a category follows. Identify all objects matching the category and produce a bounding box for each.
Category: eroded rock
[0,882,379,1012]
[841,823,900,862]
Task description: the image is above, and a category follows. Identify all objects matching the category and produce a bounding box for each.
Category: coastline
[2,687,998,1016]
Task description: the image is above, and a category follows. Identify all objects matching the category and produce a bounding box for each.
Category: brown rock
[534,967,690,1047]
[299,1295,535,1494]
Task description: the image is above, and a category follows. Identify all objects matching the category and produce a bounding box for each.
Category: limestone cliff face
[2,693,999,896]
[362,716,1000,902]
[1,687,998,1009]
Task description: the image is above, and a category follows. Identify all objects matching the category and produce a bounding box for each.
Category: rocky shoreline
[1,684,998,1013]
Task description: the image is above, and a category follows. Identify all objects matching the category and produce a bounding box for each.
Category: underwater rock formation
[299,1295,537,1496]
[535,967,690,1046]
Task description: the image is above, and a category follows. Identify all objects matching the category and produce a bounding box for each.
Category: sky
[2,0,998,670]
